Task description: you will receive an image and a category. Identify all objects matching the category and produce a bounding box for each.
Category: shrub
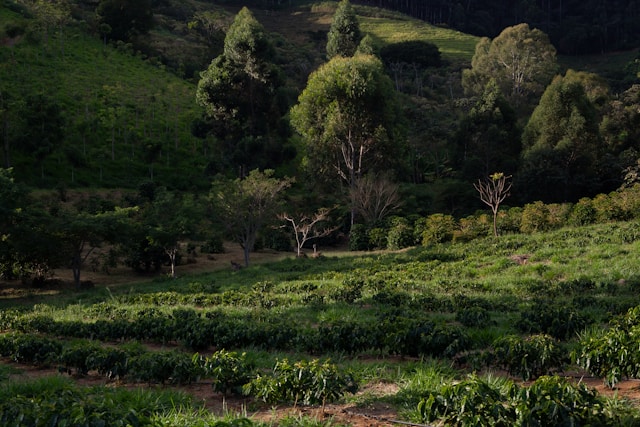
[200,235,225,254]
[454,214,490,242]
[386,216,415,249]
[497,207,522,234]
[129,351,203,385]
[417,375,514,426]
[203,350,254,396]
[568,197,597,226]
[546,203,572,229]
[244,358,357,407]
[516,303,590,339]
[492,334,565,381]
[520,201,550,233]
[574,306,640,387]
[349,223,370,251]
[417,375,629,427]
[58,340,103,375]
[367,227,387,250]
[416,214,456,245]
[456,306,492,328]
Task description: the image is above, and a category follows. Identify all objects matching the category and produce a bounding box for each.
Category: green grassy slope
[1,5,205,189]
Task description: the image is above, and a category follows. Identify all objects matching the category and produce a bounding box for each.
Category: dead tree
[280,208,337,258]
[474,172,512,237]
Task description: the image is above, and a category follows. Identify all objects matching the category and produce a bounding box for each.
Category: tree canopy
[462,23,558,106]
[326,0,362,59]
[196,7,288,176]
[97,0,154,42]
[519,70,604,202]
[212,169,293,267]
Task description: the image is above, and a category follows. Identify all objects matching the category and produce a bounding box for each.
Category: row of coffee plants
[415,374,638,426]
[0,375,192,427]
[0,373,336,427]
[2,307,468,357]
[0,333,357,403]
[349,184,640,250]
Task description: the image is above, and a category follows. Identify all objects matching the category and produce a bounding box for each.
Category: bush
[203,350,255,396]
[492,334,565,381]
[454,214,491,242]
[568,198,597,226]
[416,214,456,245]
[349,224,370,251]
[417,375,630,427]
[386,216,415,250]
[244,358,357,406]
[574,305,640,386]
[417,375,514,426]
[456,306,492,328]
[516,303,590,339]
[200,235,225,254]
[367,227,387,250]
[520,201,550,233]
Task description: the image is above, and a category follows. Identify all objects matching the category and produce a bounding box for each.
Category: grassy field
[2,220,640,424]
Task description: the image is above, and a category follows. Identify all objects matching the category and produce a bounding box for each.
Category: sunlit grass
[359,16,478,63]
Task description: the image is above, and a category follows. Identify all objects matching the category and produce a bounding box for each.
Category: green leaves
[326,0,362,59]
[418,375,627,427]
[244,358,357,407]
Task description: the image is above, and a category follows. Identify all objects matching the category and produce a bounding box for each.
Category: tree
[56,206,133,287]
[326,0,362,59]
[519,70,604,202]
[196,7,287,175]
[280,208,336,257]
[462,23,557,106]
[290,54,401,226]
[454,79,521,180]
[474,172,512,237]
[97,0,154,42]
[213,169,293,267]
[350,173,402,225]
[143,189,203,278]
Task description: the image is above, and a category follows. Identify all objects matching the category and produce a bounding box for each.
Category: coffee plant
[203,350,255,396]
[492,334,565,381]
[417,375,631,427]
[244,358,357,407]
[574,305,640,386]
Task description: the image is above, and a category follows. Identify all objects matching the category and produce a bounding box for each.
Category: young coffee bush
[203,350,254,396]
[492,334,565,381]
[244,358,357,407]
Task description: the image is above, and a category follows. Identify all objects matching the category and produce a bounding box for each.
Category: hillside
[0,0,480,189]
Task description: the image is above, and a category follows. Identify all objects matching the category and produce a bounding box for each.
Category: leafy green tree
[55,205,133,287]
[97,0,153,42]
[462,23,557,106]
[326,0,362,59]
[290,54,402,226]
[196,7,287,175]
[143,189,204,278]
[454,79,521,180]
[519,70,604,202]
[212,169,293,267]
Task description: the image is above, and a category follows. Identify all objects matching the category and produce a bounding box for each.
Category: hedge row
[3,308,468,357]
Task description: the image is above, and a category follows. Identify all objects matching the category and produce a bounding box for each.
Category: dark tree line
[354,0,640,54]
